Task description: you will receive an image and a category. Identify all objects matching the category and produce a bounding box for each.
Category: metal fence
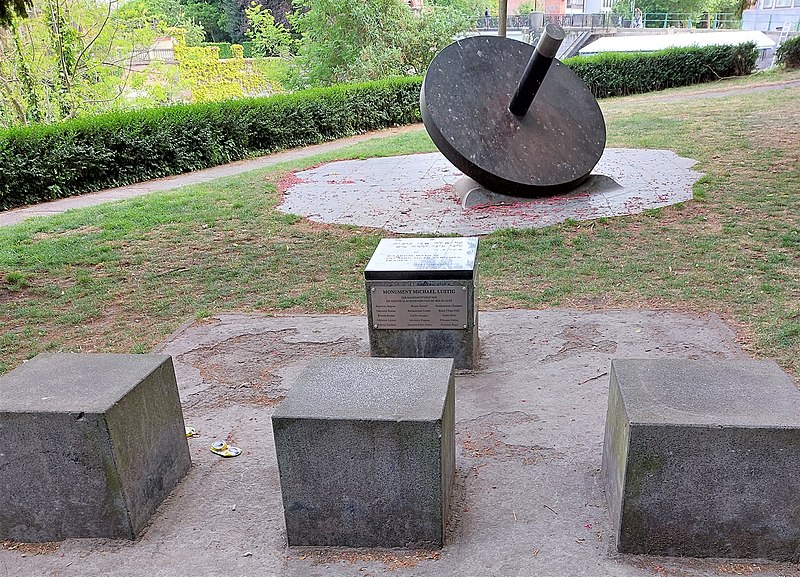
[477,14,535,29]
[476,12,614,31]
[476,12,741,31]
[640,12,740,29]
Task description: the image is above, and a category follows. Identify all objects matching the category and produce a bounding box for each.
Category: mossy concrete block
[602,358,800,560]
[0,353,191,542]
[272,357,455,548]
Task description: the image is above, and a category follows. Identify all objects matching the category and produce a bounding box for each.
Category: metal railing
[477,14,536,30]
[476,12,614,31]
[546,13,613,30]
[477,12,741,31]
[639,12,740,29]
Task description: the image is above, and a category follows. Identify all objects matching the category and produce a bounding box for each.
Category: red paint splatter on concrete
[276,172,305,202]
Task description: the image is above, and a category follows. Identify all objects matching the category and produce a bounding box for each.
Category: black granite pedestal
[364,237,479,370]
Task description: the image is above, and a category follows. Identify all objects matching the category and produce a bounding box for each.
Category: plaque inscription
[370,285,469,330]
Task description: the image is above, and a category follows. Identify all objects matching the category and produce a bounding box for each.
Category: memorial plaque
[370,285,468,330]
[364,236,480,369]
[365,238,479,280]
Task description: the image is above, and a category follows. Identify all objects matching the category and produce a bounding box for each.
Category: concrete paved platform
[278,149,702,234]
[3,309,798,577]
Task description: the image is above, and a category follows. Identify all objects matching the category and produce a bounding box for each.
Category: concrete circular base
[278,149,702,234]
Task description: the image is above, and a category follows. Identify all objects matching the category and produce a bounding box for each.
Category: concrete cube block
[602,358,800,560]
[0,353,191,542]
[272,357,455,548]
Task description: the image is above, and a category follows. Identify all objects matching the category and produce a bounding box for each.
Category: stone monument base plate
[454,174,623,209]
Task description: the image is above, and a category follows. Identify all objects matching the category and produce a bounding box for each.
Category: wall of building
[742,4,800,30]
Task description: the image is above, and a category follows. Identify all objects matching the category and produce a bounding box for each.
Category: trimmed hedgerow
[776,35,800,69]
[564,43,757,98]
[0,44,759,210]
[0,77,422,210]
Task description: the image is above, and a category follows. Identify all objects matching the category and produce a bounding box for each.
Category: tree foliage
[115,0,205,45]
[776,35,800,69]
[0,0,31,26]
[0,0,144,125]
[611,0,749,19]
[288,0,472,88]
[0,0,212,126]
[185,0,291,43]
[244,0,291,56]
[183,0,227,42]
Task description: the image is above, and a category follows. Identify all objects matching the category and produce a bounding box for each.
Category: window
[761,0,773,8]
[774,0,791,7]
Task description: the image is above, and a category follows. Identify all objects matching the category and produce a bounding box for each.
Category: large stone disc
[421,35,606,196]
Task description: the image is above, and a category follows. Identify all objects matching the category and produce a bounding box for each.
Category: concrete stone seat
[602,358,800,560]
[0,353,191,542]
[272,357,455,548]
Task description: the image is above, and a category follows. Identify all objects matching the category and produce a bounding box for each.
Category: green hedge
[0,78,422,210]
[0,44,759,210]
[201,42,256,59]
[564,43,757,98]
[776,35,800,69]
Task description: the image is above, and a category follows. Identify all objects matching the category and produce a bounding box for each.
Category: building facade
[742,0,800,30]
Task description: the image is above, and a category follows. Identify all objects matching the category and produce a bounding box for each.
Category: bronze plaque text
[370,285,469,330]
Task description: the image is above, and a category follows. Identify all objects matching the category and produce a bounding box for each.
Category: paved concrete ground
[278,149,701,234]
[3,310,798,577]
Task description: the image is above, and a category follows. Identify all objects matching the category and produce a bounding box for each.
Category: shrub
[564,43,757,98]
[201,42,257,59]
[776,35,800,69]
[0,77,422,210]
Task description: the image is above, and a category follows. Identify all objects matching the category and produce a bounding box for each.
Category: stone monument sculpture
[421,23,606,197]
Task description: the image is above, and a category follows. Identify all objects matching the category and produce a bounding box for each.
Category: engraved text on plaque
[370,285,468,330]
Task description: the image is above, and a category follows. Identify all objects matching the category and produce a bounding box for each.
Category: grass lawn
[1,69,798,378]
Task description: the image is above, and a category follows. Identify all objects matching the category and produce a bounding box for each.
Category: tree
[179,0,291,44]
[428,0,482,12]
[183,0,229,42]
[244,0,291,56]
[115,0,205,45]
[288,0,473,88]
[399,4,473,74]
[0,0,31,27]
[613,0,705,18]
[498,0,506,36]
[0,0,207,126]
[516,1,535,13]
[0,0,138,125]
[288,0,407,86]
